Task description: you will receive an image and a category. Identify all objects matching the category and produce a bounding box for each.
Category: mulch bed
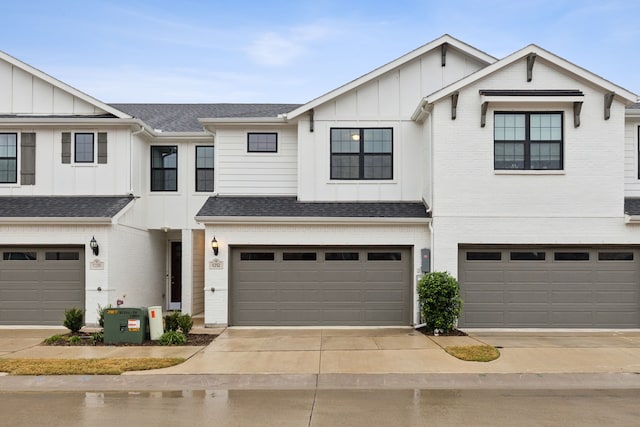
[415,326,467,337]
[43,332,217,347]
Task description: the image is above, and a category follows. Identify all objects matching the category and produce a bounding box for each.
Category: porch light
[211,236,219,256]
[90,236,99,256]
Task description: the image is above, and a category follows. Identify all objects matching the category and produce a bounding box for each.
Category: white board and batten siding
[624,119,640,198]
[0,59,106,115]
[215,126,298,196]
[296,47,486,203]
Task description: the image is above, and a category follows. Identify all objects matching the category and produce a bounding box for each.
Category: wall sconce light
[211,236,219,256]
[90,236,99,256]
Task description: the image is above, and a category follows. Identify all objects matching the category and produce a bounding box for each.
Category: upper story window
[74,133,94,163]
[330,128,393,180]
[247,133,277,153]
[62,132,107,165]
[494,112,563,170]
[195,146,214,192]
[0,133,17,184]
[151,146,177,191]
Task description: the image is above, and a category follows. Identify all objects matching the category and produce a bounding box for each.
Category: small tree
[63,307,85,333]
[417,271,462,333]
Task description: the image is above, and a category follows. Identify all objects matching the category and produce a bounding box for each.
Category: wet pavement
[1,388,639,426]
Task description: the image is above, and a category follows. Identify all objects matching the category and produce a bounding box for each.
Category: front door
[169,241,182,310]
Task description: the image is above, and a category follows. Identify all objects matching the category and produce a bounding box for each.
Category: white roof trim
[199,117,289,126]
[419,44,638,109]
[0,50,132,119]
[286,34,497,120]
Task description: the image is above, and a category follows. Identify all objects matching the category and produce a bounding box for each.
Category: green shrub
[67,335,81,344]
[63,308,85,333]
[44,334,64,345]
[177,314,194,335]
[164,312,180,332]
[97,304,112,328]
[417,271,463,333]
[91,331,104,345]
[159,330,187,345]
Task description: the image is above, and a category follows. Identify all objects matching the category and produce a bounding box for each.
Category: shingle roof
[0,196,134,218]
[109,103,302,132]
[624,198,640,216]
[196,196,430,219]
[630,103,640,110]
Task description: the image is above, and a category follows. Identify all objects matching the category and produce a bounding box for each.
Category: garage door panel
[595,291,637,303]
[505,270,550,283]
[231,246,411,326]
[459,246,640,328]
[551,291,594,303]
[507,291,549,303]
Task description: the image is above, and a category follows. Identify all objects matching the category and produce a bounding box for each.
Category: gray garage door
[0,247,85,325]
[458,246,640,328]
[230,246,412,326]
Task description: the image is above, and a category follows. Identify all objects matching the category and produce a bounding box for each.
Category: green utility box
[103,307,150,344]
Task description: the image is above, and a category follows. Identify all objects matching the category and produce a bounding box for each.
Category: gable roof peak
[286,34,497,120]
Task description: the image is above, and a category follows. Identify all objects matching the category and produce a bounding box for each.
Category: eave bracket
[526,53,537,82]
[604,92,615,120]
[309,109,314,132]
[451,92,459,120]
[480,101,488,127]
[573,101,583,127]
[441,43,447,67]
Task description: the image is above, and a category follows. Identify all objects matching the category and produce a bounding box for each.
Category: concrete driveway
[127,328,640,375]
[3,327,640,376]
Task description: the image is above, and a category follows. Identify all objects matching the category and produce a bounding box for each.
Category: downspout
[130,125,145,195]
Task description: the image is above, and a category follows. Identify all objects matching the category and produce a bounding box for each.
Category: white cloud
[246,22,341,67]
[246,32,306,67]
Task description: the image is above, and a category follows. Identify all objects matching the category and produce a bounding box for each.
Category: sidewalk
[2,327,640,377]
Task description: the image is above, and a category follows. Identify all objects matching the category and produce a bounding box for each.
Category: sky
[1,0,639,104]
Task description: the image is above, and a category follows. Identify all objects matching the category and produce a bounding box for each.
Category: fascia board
[0,117,145,127]
[195,215,431,225]
[286,34,497,120]
[424,45,638,106]
[0,50,132,119]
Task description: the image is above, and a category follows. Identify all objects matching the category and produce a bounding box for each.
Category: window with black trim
[3,251,37,260]
[248,133,277,152]
[466,251,501,261]
[195,146,214,192]
[151,146,178,191]
[75,133,94,163]
[0,133,17,183]
[283,252,317,261]
[325,252,359,261]
[494,112,563,170]
[598,252,634,261]
[554,252,589,261]
[510,251,546,261]
[330,128,393,179]
[240,252,275,261]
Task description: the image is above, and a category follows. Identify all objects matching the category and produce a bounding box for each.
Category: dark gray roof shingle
[0,196,134,218]
[624,198,640,215]
[197,196,430,219]
[109,103,302,132]
[630,103,640,110]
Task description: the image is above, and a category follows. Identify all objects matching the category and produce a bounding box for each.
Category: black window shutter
[20,132,36,185]
[97,132,107,164]
[61,132,71,163]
